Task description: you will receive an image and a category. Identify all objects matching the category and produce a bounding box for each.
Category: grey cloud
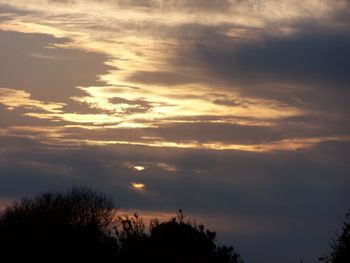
[213,98,242,107]
[51,111,350,149]
[138,122,297,144]
[194,31,350,89]
[0,14,10,22]
[0,136,349,263]
[0,3,29,17]
[122,20,350,119]
[144,0,233,12]
[0,105,58,128]
[0,30,113,102]
[1,135,349,213]
[147,21,350,137]
[51,119,341,145]
[48,0,235,12]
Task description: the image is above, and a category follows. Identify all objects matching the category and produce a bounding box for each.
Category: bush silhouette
[0,187,118,262]
[320,210,350,263]
[0,188,243,263]
[116,210,244,263]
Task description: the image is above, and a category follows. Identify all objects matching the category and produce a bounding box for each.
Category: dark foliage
[320,211,350,263]
[0,188,243,263]
[116,210,244,263]
[0,187,118,262]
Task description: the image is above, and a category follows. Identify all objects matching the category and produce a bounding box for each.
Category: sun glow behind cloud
[134,166,145,171]
[132,183,145,190]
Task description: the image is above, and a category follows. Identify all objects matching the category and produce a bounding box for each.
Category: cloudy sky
[0,0,350,262]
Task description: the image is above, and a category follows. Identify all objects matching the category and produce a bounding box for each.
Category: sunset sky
[1,0,350,262]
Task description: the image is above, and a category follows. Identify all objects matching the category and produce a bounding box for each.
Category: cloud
[0,87,65,112]
[1,134,349,211]
[0,136,349,263]
[192,31,350,90]
[0,30,112,102]
[39,0,349,17]
[127,70,197,86]
[0,2,350,263]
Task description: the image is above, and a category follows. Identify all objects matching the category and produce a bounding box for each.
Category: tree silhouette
[115,213,150,262]
[320,210,350,263]
[0,188,243,263]
[116,210,244,263]
[0,187,118,262]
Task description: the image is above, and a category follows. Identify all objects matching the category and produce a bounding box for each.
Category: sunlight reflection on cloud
[0,0,349,154]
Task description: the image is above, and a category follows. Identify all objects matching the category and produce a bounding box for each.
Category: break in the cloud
[0,1,350,263]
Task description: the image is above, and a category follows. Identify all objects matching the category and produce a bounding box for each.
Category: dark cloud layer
[194,31,350,89]
[0,137,349,263]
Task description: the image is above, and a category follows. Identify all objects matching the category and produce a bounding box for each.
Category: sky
[0,0,350,262]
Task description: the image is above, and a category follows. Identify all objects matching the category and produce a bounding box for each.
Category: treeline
[0,187,348,263]
[0,187,243,263]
